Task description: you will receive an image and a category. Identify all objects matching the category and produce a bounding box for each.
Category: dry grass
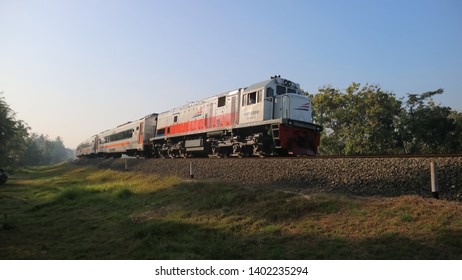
[1,163,461,259]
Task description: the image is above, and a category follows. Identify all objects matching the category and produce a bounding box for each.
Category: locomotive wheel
[209,146,219,158]
[261,142,275,157]
[239,146,252,158]
[178,149,187,158]
[219,147,231,158]
[252,144,265,158]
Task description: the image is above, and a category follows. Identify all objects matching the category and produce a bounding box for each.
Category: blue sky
[1,0,461,148]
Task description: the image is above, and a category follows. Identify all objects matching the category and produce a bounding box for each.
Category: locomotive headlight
[283,80,292,87]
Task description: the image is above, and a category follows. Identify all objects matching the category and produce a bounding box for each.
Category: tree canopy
[1,94,74,167]
[309,83,461,155]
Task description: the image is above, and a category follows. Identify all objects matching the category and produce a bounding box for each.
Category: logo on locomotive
[295,103,311,111]
[192,109,203,119]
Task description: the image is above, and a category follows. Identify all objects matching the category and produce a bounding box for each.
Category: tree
[310,85,461,155]
[1,94,73,167]
[310,83,402,155]
[0,94,30,166]
[399,89,457,153]
[21,134,71,165]
[49,136,68,164]
[20,133,43,166]
[447,110,462,153]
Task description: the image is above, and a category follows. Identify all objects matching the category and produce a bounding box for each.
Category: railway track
[127,153,462,161]
[76,154,462,199]
[312,153,462,159]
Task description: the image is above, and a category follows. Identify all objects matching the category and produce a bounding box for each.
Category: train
[76,76,323,158]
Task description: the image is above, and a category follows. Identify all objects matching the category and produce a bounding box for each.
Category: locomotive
[76,76,323,158]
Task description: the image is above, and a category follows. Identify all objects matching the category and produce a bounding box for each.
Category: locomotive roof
[158,88,241,114]
[243,79,272,92]
[158,78,292,115]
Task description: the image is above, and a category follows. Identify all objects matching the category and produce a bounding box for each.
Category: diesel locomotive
[76,76,323,158]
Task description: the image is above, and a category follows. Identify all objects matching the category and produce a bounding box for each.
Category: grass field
[1,162,461,259]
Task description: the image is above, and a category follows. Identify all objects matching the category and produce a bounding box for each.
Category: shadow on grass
[125,181,462,259]
[129,219,461,260]
[2,166,462,259]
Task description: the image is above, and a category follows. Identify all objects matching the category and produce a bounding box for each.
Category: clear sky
[1,0,461,149]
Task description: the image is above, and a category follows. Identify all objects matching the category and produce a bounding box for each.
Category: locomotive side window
[266,87,274,98]
[156,128,165,136]
[247,92,257,105]
[242,94,246,107]
[257,90,262,103]
[277,85,286,95]
[173,115,178,123]
[218,96,226,107]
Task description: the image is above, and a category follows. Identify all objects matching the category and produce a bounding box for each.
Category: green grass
[1,162,462,259]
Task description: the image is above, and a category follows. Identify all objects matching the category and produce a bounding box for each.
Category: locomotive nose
[287,135,317,156]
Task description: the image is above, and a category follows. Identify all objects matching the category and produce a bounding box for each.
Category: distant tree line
[309,83,462,155]
[1,94,74,167]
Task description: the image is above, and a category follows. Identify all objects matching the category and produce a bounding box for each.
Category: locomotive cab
[232,76,321,156]
[238,78,311,123]
[260,77,322,155]
[264,78,312,123]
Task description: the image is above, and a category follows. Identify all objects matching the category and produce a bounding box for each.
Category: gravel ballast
[75,156,462,199]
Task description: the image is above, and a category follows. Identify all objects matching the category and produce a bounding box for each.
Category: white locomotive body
[151,76,322,157]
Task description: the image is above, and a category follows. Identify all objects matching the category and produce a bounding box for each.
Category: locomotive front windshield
[276,85,300,95]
